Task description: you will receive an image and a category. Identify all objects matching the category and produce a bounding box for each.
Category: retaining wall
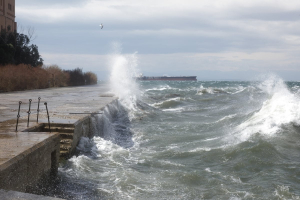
[0,133,60,192]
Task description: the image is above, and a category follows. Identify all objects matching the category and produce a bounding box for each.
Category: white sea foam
[162,107,184,112]
[160,160,185,167]
[231,86,246,94]
[202,137,220,141]
[205,168,211,172]
[273,185,300,199]
[145,85,172,91]
[197,85,247,96]
[215,114,237,123]
[205,168,242,184]
[197,85,227,95]
[151,97,181,107]
[93,136,129,156]
[233,74,300,143]
[189,147,211,152]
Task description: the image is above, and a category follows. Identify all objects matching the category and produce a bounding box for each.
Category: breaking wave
[231,75,300,143]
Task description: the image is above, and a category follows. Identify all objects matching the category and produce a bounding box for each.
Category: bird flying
[99,24,103,29]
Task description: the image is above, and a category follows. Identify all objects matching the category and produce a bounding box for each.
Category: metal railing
[15,97,51,132]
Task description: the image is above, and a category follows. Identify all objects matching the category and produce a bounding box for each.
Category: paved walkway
[0,83,115,124]
[0,83,116,199]
[0,83,116,165]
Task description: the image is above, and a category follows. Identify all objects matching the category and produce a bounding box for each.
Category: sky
[16,0,300,81]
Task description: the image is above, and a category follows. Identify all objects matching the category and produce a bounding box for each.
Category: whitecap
[189,147,211,152]
[215,114,237,123]
[229,75,300,144]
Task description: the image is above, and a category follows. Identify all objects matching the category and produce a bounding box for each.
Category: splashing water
[234,75,300,143]
[109,43,140,113]
[44,75,300,199]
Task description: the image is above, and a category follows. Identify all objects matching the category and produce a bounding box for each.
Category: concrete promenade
[0,83,115,123]
[0,83,116,199]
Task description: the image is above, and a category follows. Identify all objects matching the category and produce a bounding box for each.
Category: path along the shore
[0,83,116,199]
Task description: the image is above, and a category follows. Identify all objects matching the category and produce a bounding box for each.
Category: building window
[8,3,12,11]
[7,25,11,31]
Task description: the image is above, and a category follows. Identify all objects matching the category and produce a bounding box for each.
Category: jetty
[0,84,117,199]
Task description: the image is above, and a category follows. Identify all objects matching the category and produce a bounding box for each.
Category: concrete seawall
[0,84,117,199]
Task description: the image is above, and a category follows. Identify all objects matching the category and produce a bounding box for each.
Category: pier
[0,84,116,199]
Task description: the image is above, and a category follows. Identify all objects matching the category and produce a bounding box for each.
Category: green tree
[0,30,43,67]
[0,30,15,64]
[0,43,14,64]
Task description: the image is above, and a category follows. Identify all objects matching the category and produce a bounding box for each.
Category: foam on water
[215,114,237,123]
[233,75,300,143]
[273,185,300,199]
[197,85,245,95]
[145,85,172,91]
[151,97,181,107]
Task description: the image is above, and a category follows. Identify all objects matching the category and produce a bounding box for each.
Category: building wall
[0,0,16,32]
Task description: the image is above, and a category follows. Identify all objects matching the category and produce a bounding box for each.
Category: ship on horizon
[135,74,197,81]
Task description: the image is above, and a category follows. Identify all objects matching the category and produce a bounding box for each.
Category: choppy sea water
[44,75,300,200]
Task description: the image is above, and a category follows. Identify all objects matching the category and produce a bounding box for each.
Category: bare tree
[17,25,37,41]
[27,26,37,41]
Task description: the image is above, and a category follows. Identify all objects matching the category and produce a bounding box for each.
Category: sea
[43,53,300,200]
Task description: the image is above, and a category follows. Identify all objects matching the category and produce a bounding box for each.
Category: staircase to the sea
[42,124,75,159]
[26,123,76,160]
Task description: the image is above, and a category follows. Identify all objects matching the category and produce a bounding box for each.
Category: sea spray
[233,75,300,143]
[84,44,140,148]
[109,43,140,115]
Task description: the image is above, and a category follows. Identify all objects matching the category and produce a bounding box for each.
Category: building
[0,0,16,32]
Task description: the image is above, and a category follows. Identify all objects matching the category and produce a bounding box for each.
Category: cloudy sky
[16,0,300,81]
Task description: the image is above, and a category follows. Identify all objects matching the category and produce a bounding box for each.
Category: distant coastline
[136,76,197,81]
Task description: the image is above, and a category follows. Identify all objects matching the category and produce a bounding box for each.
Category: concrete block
[0,189,66,200]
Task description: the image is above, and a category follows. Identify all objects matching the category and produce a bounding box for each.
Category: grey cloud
[228,5,300,22]
[15,0,300,81]
[16,0,88,7]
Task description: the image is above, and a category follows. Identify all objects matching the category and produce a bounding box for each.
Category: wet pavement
[0,83,116,181]
[0,83,116,124]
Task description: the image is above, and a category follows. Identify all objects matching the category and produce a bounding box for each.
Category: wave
[90,100,134,149]
[162,107,184,112]
[151,97,183,109]
[145,85,172,91]
[196,85,246,95]
[231,75,300,143]
[274,185,300,199]
[215,114,237,123]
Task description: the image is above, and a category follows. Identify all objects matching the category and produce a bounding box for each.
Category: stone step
[60,139,72,144]
[60,150,70,158]
[60,132,73,140]
[44,127,74,133]
[49,123,74,128]
[60,144,71,151]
